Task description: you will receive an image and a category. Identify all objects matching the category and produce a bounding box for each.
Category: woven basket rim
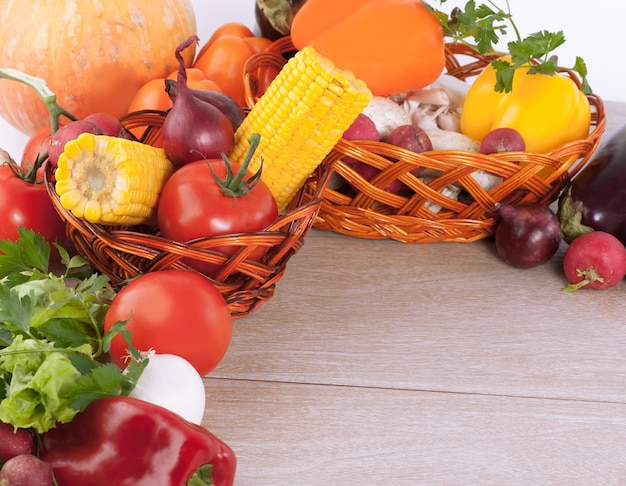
[243,36,607,244]
[44,111,323,317]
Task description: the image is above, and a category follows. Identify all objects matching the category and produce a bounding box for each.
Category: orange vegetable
[0,0,197,135]
[197,22,257,58]
[128,68,222,113]
[290,0,445,97]
[193,24,272,106]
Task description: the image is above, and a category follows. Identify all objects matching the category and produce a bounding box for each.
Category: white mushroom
[362,96,412,140]
[396,74,470,132]
[425,130,481,152]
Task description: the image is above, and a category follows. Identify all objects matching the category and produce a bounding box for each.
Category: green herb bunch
[426,0,591,94]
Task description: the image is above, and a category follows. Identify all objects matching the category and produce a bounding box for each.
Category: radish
[480,127,526,154]
[563,231,626,291]
[0,454,54,486]
[343,113,380,142]
[385,124,432,154]
[129,352,206,425]
[48,119,102,167]
[0,421,35,463]
[341,113,393,192]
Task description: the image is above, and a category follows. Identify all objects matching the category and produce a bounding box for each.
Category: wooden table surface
[201,101,626,485]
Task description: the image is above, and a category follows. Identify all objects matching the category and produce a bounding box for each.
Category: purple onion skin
[164,79,245,131]
[161,36,235,167]
[161,93,234,166]
[494,203,563,269]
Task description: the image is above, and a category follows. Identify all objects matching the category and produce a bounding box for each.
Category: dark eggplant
[254,0,308,40]
[558,122,626,244]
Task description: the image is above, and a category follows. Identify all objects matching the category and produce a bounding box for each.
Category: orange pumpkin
[0,0,197,135]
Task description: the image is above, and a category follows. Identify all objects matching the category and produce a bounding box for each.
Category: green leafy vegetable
[426,0,591,94]
[0,228,145,433]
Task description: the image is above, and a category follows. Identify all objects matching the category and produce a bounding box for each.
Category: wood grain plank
[202,379,626,486]
[210,98,626,404]
[214,232,626,402]
[199,97,626,486]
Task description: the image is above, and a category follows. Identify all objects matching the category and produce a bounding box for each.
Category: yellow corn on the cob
[231,46,373,212]
[54,133,175,225]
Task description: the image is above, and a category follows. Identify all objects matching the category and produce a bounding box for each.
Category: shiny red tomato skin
[0,164,66,245]
[103,270,233,376]
[21,124,54,170]
[157,158,279,276]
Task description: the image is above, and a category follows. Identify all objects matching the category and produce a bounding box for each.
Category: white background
[0,0,622,160]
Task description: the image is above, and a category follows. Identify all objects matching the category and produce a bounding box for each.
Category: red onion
[161,36,234,167]
[163,79,245,131]
[494,203,562,268]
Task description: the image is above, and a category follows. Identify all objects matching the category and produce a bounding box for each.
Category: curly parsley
[426,0,591,94]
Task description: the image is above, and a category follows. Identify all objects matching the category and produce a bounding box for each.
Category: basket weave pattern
[44,111,321,318]
[244,39,607,243]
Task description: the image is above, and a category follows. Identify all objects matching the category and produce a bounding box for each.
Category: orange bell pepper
[290,0,445,97]
[193,23,272,106]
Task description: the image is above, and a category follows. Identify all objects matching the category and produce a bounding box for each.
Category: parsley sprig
[426,0,591,94]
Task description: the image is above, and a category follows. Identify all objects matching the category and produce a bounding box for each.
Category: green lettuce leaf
[0,228,145,433]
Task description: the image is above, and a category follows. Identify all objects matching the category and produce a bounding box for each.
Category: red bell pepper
[38,396,236,486]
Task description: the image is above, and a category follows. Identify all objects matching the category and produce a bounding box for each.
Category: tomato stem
[1,147,41,184]
[0,68,77,135]
[228,133,262,189]
[207,133,264,198]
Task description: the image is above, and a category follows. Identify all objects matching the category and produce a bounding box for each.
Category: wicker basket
[44,110,322,318]
[244,38,607,243]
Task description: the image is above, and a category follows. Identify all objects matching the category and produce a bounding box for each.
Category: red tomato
[104,271,232,376]
[0,164,66,246]
[157,158,279,277]
[22,124,54,169]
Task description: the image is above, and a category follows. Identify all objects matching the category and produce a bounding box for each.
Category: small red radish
[0,454,54,486]
[385,124,432,154]
[563,231,626,291]
[380,124,433,191]
[480,127,526,154]
[48,119,103,167]
[83,112,124,137]
[0,421,35,463]
[342,113,398,192]
[342,113,380,142]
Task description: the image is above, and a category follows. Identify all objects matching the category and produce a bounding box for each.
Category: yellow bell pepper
[460,61,591,154]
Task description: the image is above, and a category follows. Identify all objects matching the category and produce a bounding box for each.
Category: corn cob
[231,46,373,212]
[54,133,175,225]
